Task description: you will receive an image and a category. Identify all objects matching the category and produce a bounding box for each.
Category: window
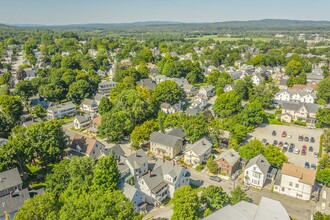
[289,182,293,186]
[295,183,299,188]
[253,172,260,178]
[281,187,285,192]
[246,171,249,175]
[253,167,256,171]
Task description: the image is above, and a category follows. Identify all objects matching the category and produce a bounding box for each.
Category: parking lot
[248,124,323,167]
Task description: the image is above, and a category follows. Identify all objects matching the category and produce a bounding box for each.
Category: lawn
[185,35,272,42]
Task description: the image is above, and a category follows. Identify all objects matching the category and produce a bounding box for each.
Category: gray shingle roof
[185,138,212,156]
[48,101,75,113]
[126,149,147,169]
[0,168,22,192]
[245,154,270,175]
[166,128,185,139]
[0,188,30,217]
[137,78,156,90]
[75,115,90,124]
[281,102,322,114]
[216,148,240,166]
[150,132,182,148]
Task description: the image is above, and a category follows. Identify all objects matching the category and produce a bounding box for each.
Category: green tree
[230,186,249,205]
[30,105,47,118]
[203,208,212,218]
[316,168,330,186]
[13,80,37,102]
[240,101,265,128]
[239,139,264,160]
[182,114,208,143]
[313,211,330,220]
[263,145,288,167]
[0,95,23,123]
[316,108,330,128]
[317,77,330,103]
[201,185,230,210]
[214,91,242,118]
[130,119,159,148]
[285,60,303,76]
[92,155,119,191]
[98,111,133,142]
[153,80,183,105]
[229,124,248,143]
[45,159,70,197]
[14,193,60,220]
[67,79,91,104]
[98,97,112,115]
[171,186,199,220]
[206,158,218,174]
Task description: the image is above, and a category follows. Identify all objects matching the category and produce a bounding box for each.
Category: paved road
[143,204,173,220]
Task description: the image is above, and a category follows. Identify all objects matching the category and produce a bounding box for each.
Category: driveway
[248,124,323,167]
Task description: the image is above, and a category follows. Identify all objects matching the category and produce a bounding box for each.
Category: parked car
[288,147,294,153]
[272,130,277,136]
[302,145,307,151]
[311,164,316,170]
[282,146,288,151]
[314,152,319,158]
[262,139,267,143]
[281,131,287,137]
[310,137,315,143]
[209,176,221,182]
[279,141,283,147]
[294,148,300,154]
[304,137,309,142]
[287,134,292,139]
[289,143,295,148]
[308,146,313,152]
[273,140,278,145]
[301,149,306,155]
[304,162,310,169]
[298,134,304,141]
[284,142,288,147]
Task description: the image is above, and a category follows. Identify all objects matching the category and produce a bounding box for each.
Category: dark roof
[245,154,270,175]
[137,78,156,91]
[0,168,22,192]
[104,145,125,159]
[70,134,104,159]
[150,132,182,148]
[166,128,185,139]
[0,188,30,217]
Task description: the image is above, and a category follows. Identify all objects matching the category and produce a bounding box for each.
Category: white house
[244,154,275,188]
[252,73,263,86]
[274,89,316,104]
[184,138,212,166]
[274,163,316,201]
[98,81,117,96]
[125,149,148,179]
[190,94,208,109]
[73,115,91,129]
[224,84,235,93]
[137,159,190,205]
[160,102,181,114]
[80,98,98,113]
[47,101,76,119]
[149,131,183,159]
[199,85,216,97]
[122,183,147,213]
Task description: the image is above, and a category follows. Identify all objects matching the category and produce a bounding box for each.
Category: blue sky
[1,0,330,25]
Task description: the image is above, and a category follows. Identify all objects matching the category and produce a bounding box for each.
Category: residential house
[185,106,202,116]
[98,81,117,96]
[93,93,105,105]
[122,183,147,213]
[125,149,148,179]
[252,73,263,86]
[80,98,98,113]
[229,71,243,80]
[149,131,183,159]
[154,75,167,84]
[88,115,101,134]
[137,78,156,91]
[274,88,316,104]
[182,84,197,95]
[22,118,42,128]
[137,159,190,205]
[274,163,316,200]
[224,84,235,93]
[160,102,181,114]
[184,138,212,166]
[215,149,241,176]
[279,102,323,124]
[203,197,290,220]
[73,115,91,129]
[88,49,98,58]
[166,128,185,140]
[244,154,276,188]
[47,101,76,119]
[0,168,30,219]
[199,85,216,97]
[307,68,324,83]
[190,94,208,109]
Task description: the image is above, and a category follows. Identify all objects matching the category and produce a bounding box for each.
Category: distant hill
[211,19,330,27]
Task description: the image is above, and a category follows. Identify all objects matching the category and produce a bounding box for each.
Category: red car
[281,131,287,137]
[278,141,283,147]
[302,145,307,151]
[301,149,307,155]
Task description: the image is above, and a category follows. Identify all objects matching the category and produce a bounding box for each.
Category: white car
[293,148,300,154]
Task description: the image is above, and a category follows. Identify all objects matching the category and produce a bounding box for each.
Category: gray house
[149,132,183,159]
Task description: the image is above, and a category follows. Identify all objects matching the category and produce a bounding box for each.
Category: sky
[1,0,330,25]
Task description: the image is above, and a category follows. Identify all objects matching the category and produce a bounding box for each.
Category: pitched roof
[0,188,30,216]
[216,148,241,166]
[70,134,104,159]
[245,154,270,175]
[166,128,185,139]
[122,183,143,202]
[0,168,22,192]
[80,98,95,106]
[48,101,76,113]
[94,93,105,102]
[75,115,90,124]
[150,132,182,148]
[104,145,125,159]
[203,197,290,220]
[281,163,316,185]
[281,102,322,114]
[92,115,101,126]
[126,149,147,169]
[185,138,212,156]
[137,78,156,90]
